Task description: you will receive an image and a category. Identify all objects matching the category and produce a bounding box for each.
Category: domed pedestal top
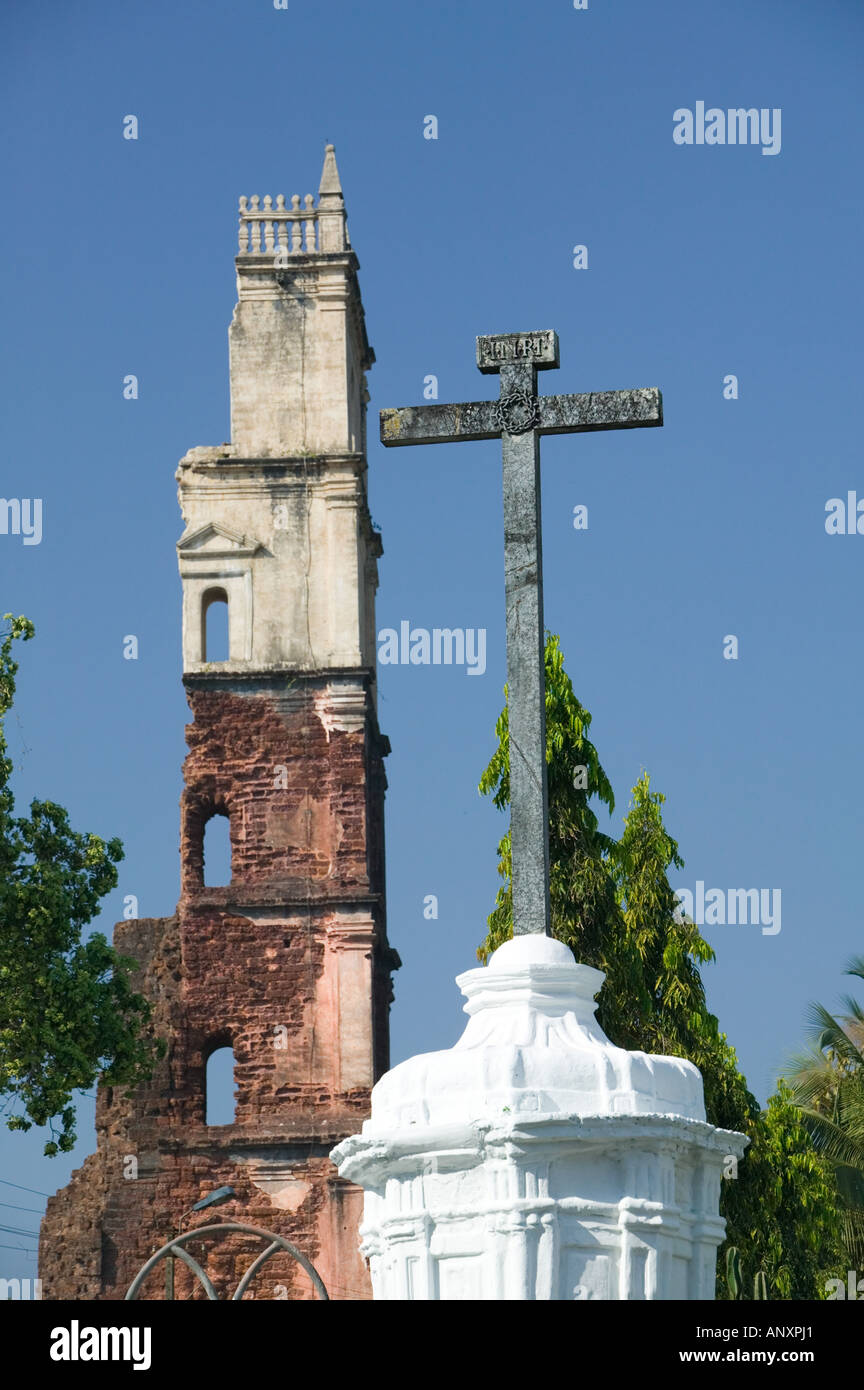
[364,934,705,1132]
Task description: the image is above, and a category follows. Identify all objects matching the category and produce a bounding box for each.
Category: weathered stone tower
[40,146,398,1300]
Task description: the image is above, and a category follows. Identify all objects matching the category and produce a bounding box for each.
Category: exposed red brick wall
[180,681,380,893]
[39,676,398,1300]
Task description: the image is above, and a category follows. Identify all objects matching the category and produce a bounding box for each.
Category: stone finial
[318,143,344,200]
[317,143,348,252]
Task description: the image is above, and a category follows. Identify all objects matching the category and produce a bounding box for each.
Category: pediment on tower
[177,521,263,557]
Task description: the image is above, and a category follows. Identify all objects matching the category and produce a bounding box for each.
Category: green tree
[723,1082,844,1300]
[479,631,843,1298]
[614,776,842,1296]
[477,632,640,1026]
[612,773,758,1132]
[787,958,864,1270]
[0,615,159,1154]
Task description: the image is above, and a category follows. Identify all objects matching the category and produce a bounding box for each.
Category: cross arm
[379,387,663,446]
[538,387,662,435]
[379,401,501,447]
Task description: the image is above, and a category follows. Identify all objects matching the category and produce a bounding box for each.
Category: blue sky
[1,0,862,1278]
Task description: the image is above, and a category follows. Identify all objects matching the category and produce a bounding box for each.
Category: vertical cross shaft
[499,361,551,936]
[379,330,663,940]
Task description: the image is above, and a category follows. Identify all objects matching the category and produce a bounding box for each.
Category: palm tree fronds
[842,955,864,985]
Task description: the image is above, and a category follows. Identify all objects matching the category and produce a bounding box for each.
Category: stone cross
[380,331,663,936]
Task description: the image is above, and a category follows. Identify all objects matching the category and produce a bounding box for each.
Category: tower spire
[317,142,348,251]
[318,142,344,200]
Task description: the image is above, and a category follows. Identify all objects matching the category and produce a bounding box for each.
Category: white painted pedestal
[331,935,746,1300]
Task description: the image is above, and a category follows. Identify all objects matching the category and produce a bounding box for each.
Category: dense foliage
[787,958,864,1271]
[0,615,159,1154]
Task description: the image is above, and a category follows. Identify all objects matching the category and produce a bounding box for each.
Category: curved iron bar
[125,1235,218,1301]
[169,1245,219,1301]
[232,1240,280,1301]
[125,1220,329,1301]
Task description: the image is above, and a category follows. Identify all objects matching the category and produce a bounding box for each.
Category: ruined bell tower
[40,145,398,1300]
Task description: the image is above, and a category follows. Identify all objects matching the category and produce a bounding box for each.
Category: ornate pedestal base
[332,935,746,1301]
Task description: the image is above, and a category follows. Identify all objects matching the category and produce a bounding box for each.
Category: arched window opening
[203,812,231,887]
[202,587,229,662]
[205,1044,236,1126]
